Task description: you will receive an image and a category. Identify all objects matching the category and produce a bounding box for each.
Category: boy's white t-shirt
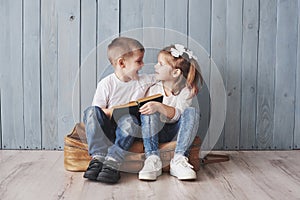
[147,82,199,123]
[92,73,156,109]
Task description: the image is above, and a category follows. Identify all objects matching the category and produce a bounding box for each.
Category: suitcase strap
[201,153,230,165]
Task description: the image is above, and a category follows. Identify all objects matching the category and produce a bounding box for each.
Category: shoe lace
[145,156,160,168]
[88,158,101,169]
[175,156,194,169]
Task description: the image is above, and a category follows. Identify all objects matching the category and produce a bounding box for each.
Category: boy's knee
[118,114,138,124]
[117,114,140,137]
[84,106,96,117]
[83,106,102,123]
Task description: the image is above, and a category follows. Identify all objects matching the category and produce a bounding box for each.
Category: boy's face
[122,50,144,80]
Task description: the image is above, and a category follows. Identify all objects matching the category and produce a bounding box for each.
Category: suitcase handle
[201,153,230,165]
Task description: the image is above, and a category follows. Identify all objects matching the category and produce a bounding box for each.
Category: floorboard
[0,150,299,200]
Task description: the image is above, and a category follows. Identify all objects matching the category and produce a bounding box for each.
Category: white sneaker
[139,155,162,180]
[170,155,196,180]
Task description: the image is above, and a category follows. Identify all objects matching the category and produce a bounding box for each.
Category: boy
[83,37,155,184]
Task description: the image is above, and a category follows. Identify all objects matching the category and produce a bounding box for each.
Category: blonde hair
[159,45,203,97]
[107,37,144,65]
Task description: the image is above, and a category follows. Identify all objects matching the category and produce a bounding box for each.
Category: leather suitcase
[64,123,201,173]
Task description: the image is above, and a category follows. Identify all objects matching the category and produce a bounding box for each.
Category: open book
[111,94,163,124]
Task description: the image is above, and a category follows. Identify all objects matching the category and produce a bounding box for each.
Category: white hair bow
[170,44,197,60]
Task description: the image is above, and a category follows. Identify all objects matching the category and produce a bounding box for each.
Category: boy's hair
[159,45,203,97]
[107,37,145,65]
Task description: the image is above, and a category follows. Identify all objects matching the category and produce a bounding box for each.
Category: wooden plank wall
[0,0,299,150]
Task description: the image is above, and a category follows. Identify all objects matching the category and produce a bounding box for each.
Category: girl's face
[154,54,177,81]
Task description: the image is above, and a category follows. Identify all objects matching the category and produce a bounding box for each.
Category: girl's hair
[159,45,203,97]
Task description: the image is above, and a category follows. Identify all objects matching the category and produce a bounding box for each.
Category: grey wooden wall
[0,0,299,150]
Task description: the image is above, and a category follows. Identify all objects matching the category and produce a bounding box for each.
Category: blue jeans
[83,106,140,163]
[141,107,200,158]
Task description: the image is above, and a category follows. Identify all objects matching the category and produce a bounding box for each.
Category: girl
[138,44,203,181]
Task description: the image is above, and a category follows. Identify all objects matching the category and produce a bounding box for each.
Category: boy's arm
[92,76,113,119]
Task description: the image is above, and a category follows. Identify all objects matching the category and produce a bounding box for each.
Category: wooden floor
[1,150,300,200]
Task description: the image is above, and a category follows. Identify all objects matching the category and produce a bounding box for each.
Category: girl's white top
[147,81,199,123]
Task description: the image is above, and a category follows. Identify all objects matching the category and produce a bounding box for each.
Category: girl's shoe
[139,155,162,181]
[170,155,196,180]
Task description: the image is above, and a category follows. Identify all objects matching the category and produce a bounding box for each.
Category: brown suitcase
[64,123,201,173]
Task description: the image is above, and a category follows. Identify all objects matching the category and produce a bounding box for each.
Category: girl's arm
[139,101,176,119]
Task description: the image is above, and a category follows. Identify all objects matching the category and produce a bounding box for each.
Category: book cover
[111,94,163,125]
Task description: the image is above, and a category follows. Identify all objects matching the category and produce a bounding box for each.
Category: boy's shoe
[96,158,120,184]
[139,155,162,181]
[83,158,103,180]
[170,155,196,180]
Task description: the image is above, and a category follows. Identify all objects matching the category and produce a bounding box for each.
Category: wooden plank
[142,0,165,47]
[41,0,58,149]
[256,0,277,149]
[0,0,24,149]
[273,0,298,149]
[0,2,2,152]
[210,0,227,149]
[223,0,243,150]
[0,89,2,149]
[142,0,164,74]
[188,0,211,146]
[240,0,259,149]
[97,0,119,80]
[222,2,239,149]
[0,6,3,149]
[164,0,188,46]
[295,1,300,149]
[120,0,143,41]
[80,0,97,120]
[57,0,80,150]
[23,0,41,149]
[189,0,211,54]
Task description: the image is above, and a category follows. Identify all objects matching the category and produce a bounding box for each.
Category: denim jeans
[83,106,140,163]
[140,107,200,158]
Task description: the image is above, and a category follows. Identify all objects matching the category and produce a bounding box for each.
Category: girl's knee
[183,107,199,115]
[182,107,200,121]
[141,113,160,123]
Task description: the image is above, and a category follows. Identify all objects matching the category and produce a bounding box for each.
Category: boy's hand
[139,102,161,115]
[102,108,113,119]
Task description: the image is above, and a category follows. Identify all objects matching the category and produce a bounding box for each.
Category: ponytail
[186,59,203,97]
[159,45,204,98]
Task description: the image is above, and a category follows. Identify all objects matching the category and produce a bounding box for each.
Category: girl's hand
[139,101,161,115]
